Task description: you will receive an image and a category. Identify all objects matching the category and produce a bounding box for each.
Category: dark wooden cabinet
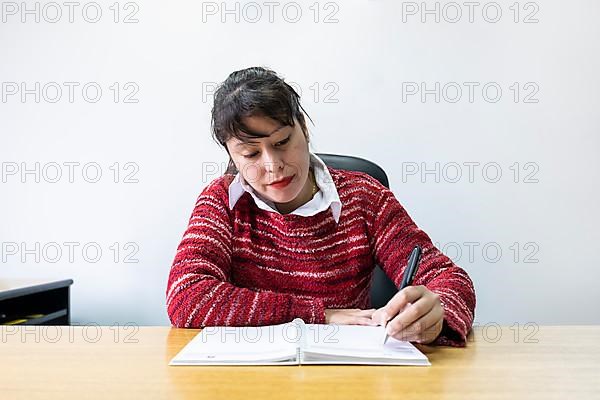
[0,279,73,325]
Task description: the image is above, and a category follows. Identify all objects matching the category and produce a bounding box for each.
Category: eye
[243,152,259,159]
[276,136,291,146]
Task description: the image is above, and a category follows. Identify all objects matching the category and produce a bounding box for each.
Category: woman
[166,67,476,346]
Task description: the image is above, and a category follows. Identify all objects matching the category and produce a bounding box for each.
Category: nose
[262,149,284,174]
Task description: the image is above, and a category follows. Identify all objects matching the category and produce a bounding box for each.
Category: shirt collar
[228,152,342,223]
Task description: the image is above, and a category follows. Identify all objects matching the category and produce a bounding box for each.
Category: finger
[356,308,376,317]
[355,317,379,326]
[387,296,435,336]
[394,305,444,342]
[383,286,426,317]
[373,310,390,327]
[402,317,444,344]
[416,318,444,344]
[337,317,373,326]
[334,310,377,326]
[373,305,407,326]
[370,308,384,323]
[379,305,410,327]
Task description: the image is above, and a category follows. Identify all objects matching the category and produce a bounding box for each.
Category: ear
[303,128,310,144]
[223,144,239,172]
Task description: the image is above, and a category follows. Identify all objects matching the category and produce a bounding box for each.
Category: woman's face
[225,115,311,206]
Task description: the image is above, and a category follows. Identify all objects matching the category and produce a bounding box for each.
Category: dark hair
[210,66,313,174]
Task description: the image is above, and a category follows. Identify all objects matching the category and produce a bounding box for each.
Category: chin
[265,185,302,204]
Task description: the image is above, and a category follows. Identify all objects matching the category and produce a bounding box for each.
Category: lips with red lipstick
[268,175,295,189]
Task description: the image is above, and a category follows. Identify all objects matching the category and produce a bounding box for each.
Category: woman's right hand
[324,308,379,326]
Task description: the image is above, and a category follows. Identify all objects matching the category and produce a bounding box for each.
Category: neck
[274,168,318,215]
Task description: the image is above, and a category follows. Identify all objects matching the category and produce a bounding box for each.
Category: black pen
[383,245,423,344]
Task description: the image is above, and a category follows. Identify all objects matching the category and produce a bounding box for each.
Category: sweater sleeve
[166,178,326,328]
[366,178,476,347]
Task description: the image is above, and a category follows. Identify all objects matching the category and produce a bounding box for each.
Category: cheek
[238,160,264,184]
[287,143,310,170]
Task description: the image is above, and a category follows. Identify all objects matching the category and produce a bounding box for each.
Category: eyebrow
[234,126,287,148]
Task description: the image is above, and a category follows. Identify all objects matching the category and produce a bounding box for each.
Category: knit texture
[166,168,476,346]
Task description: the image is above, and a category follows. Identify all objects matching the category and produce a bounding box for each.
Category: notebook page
[170,322,301,365]
[302,324,429,362]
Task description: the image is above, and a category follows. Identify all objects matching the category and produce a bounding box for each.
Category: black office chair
[316,153,398,309]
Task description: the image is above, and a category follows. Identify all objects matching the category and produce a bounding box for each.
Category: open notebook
[170,318,430,366]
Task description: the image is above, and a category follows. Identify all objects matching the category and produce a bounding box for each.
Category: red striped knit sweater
[166,168,476,347]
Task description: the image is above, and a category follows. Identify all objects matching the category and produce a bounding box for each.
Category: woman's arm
[365,177,476,346]
[166,179,326,328]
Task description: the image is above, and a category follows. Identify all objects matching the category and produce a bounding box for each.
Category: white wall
[1,0,598,326]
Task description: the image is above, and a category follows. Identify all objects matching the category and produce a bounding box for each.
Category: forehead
[242,115,284,133]
[231,116,290,148]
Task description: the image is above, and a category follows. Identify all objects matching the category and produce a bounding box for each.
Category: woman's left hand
[371,285,444,344]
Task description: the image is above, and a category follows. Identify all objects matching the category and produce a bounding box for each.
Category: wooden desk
[1,325,598,399]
